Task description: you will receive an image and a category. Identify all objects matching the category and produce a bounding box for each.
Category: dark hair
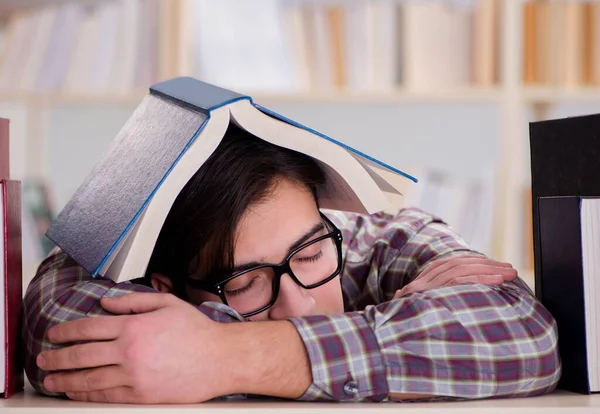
[145,124,326,296]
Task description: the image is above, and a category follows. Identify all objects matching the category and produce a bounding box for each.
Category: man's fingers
[393,269,515,299]
[44,366,127,393]
[419,256,513,283]
[434,264,517,286]
[443,274,505,287]
[101,292,177,315]
[393,288,406,300]
[48,315,128,344]
[66,387,139,403]
[38,341,120,372]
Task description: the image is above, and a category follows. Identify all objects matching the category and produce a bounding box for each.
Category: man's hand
[37,293,234,404]
[393,254,517,299]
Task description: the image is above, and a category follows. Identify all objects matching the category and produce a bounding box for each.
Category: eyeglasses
[186,213,343,317]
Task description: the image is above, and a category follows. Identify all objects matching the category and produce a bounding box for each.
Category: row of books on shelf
[523,0,600,87]
[0,0,164,93]
[7,0,600,96]
[0,0,499,95]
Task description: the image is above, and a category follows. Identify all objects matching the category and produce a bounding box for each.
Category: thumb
[101,292,175,314]
[393,286,408,300]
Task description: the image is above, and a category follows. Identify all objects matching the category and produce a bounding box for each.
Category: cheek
[312,277,344,314]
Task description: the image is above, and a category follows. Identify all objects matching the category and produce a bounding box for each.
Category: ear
[150,273,174,293]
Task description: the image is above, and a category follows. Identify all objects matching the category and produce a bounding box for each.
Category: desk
[3,387,600,413]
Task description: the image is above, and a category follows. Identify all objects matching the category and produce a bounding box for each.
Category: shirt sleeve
[289,209,561,402]
[22,247,242,397]
[325,208,483,308]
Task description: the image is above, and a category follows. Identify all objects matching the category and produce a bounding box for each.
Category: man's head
[146,125,344,320]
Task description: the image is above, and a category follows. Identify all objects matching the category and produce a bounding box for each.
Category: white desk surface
[3,386,600,413]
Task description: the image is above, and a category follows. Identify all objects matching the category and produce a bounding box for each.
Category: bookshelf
[1,0,598,286]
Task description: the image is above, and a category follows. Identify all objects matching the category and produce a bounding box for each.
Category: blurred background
[1,0,599,289]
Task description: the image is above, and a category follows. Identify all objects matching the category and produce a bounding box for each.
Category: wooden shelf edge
[523,87,600,103]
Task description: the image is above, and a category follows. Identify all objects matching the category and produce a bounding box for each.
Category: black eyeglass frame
[186,212,343,317]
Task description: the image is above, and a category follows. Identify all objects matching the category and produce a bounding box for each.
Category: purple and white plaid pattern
[22,208,561,401]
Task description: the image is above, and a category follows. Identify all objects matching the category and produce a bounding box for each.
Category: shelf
[0,88,504,106]
[523,87,600,104]
[251,88,503,103]
[6,87,600,106]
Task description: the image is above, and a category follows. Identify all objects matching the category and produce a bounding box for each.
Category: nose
[268,273,316,320]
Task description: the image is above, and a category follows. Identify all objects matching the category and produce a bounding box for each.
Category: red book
[0,119,8,180]
[0,180,22,398]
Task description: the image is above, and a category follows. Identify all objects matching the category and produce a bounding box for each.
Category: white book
[19,7,57,91]
[192,0,297,93]
[582,198,600,392]
[403,1,473,90]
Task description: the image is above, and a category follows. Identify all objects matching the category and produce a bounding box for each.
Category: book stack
[530,112,600,394]
[0,0,500,95]
[0,117,23,398]
[0,0,164,93]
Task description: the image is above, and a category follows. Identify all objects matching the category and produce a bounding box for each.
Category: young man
[24,129,560,403]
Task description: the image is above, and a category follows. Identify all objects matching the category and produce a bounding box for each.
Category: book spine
[2,180,23,398]
[537,196,589,394]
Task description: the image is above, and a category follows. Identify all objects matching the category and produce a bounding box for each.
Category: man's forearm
[219,320,312,399]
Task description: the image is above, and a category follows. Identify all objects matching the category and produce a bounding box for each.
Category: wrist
[219,320,312,398]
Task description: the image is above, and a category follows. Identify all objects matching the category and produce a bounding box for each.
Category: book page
[581,197,600,392]
[229,100,390,214]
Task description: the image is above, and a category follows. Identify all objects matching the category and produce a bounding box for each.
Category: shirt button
[343,380,359,396]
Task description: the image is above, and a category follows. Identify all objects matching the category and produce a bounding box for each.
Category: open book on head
[46,77,417,284]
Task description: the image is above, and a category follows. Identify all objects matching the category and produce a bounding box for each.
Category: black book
[537,196,599,394]
[530,113,600,298]
[530,112,600,394]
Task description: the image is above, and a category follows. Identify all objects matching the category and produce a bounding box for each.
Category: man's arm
[22,247,241,397]
[273,278,560,401]
[259,208,560,401]
[35,209,560,403]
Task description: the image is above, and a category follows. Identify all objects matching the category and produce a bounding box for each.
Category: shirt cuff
[288,312,389,401]
[198,301,244,323]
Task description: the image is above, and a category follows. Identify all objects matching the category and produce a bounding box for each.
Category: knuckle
[84,371,101,391]
[69,346,84,365]
[77,320,94,338]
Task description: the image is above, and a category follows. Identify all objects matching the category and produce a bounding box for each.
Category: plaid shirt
[22,208,561,402]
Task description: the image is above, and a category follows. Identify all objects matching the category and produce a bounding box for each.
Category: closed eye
[295,250,323,263]
[225,276,258,297]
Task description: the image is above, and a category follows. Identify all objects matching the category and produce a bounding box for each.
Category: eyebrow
[231,221,325,273]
